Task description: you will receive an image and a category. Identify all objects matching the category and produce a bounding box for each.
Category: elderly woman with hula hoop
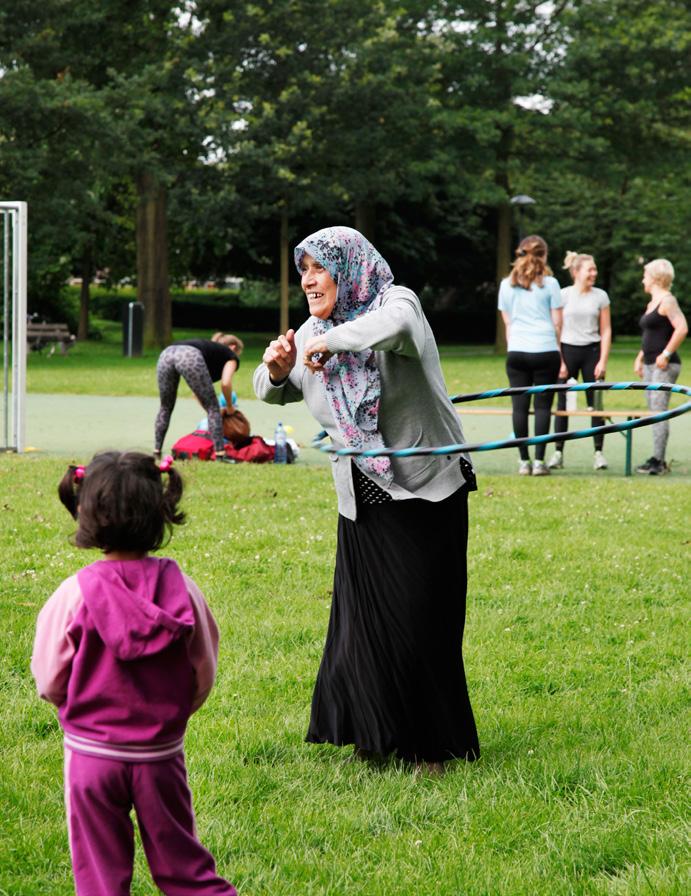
[634,258,688,475]
[254,226,479,773]
[498,235,563,476]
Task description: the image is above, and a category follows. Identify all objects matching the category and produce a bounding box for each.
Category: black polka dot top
[352,463,394,505]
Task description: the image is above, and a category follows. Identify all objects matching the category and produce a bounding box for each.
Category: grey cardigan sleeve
[324,287,425,358]
[252,363,304,404]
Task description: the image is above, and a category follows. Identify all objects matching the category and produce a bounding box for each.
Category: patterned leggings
[643,361,681,461]
[155,345,224,453]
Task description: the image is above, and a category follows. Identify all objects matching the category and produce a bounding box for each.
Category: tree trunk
[492,8,513,354]
[494,115,513,353]
[495,200,511,352]
[280,207,289,334]
[136,172,171,348]
[77,248,92,340]
[355,200,376,242]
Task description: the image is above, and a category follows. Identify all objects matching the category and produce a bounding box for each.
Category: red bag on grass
[172,431,277,464]
[225,436,275,463]
[171,430,215,460]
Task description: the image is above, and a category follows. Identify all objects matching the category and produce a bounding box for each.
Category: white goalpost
[1,202,28,453]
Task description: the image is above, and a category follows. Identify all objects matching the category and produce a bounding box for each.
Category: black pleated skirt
[306,480,480,763]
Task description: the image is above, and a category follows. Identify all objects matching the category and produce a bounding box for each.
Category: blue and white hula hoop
[311,382,691,457]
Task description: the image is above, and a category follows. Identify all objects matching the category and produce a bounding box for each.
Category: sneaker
[593,450,608,470]
[215,454,236,464]
[636,456,666,475]
[518,460,532,476]
[649,459,669,476]
[532,460,550,476]
[547,450,563,470]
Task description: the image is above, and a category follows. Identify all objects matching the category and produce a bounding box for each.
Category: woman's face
[642,269,654,294]
[300,253,338,320]
[576,261,597,290]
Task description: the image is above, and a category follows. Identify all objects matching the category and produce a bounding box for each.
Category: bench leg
[625,421,633,476]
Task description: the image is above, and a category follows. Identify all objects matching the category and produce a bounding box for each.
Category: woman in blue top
[498,235,563,475]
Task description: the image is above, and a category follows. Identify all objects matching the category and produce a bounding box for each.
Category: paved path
[17,393,690,477]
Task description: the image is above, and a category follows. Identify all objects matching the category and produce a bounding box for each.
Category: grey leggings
[155,345,224,453]
[643,361,681,461]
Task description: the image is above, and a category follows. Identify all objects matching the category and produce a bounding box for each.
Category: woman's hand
[655,353,669,371]
[303,335,333,373]
[263,329,297,383]
[634,353,644,378]
[559,361,568,379]
[594,360,606,380]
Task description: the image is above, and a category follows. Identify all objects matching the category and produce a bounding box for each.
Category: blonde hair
[510,235,552,289]
[212,332,244,354]
[644,258,674,290]
[563,251,595,277]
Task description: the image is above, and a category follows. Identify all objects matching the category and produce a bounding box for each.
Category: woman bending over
[154,332,243,462]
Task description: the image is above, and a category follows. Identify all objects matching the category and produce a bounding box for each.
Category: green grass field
[3,326,689,893]
[1,454,689,895]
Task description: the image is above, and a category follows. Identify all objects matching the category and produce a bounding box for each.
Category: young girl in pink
[31,451,236,896]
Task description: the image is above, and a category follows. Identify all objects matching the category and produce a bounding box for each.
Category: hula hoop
[311,381,691,457]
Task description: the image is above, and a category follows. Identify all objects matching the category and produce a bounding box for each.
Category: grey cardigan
[253,286,472,520]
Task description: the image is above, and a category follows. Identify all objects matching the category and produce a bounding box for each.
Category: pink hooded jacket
[31,557,219,762]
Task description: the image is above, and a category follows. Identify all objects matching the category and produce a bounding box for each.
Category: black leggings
[155,345,224,453]
[506,351,561,461]
[554,342,604,452]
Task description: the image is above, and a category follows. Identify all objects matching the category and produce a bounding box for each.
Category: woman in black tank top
[634,259,688,474]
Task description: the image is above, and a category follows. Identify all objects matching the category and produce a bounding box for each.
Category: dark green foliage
[0,0,688,335]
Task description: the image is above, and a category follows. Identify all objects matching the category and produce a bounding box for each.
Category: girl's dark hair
[510,234,552,289]
[58,451,185,553]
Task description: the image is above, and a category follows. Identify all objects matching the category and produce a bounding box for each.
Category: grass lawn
[1,456,688,895]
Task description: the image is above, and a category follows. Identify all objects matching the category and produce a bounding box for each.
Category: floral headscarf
[294,226,394,484]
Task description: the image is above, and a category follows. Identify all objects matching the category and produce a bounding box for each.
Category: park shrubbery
[1,0,687,345]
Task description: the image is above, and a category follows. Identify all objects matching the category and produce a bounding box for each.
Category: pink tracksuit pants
[64,747,236,895]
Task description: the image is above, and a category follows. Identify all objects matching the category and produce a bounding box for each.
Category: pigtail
[58,465,83,520]
[161,463,186,529]
[61,451,186,553]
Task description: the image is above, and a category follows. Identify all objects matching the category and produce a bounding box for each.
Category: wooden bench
[458,407,655,475]
[27,322,76,355]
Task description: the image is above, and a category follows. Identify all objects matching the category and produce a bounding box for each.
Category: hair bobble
[159,455,174,473]
[74,465,86,481]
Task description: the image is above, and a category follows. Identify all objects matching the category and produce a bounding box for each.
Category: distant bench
[27,322,76,355]
[458,407,655,475]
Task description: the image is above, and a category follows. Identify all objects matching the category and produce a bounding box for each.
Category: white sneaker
[547,450,563,470]
[518,460,532,476]
[532,460,550,476]
[593,450,608,470]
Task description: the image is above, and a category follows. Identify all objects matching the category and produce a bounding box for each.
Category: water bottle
[566,377,578,413]
[274,421,288,464]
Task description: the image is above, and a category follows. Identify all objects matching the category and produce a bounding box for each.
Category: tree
[194,0,461,328]
[529,0,691,330]
[0,2,121,329]
[0,1,205,347]
[430,0,572,348]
